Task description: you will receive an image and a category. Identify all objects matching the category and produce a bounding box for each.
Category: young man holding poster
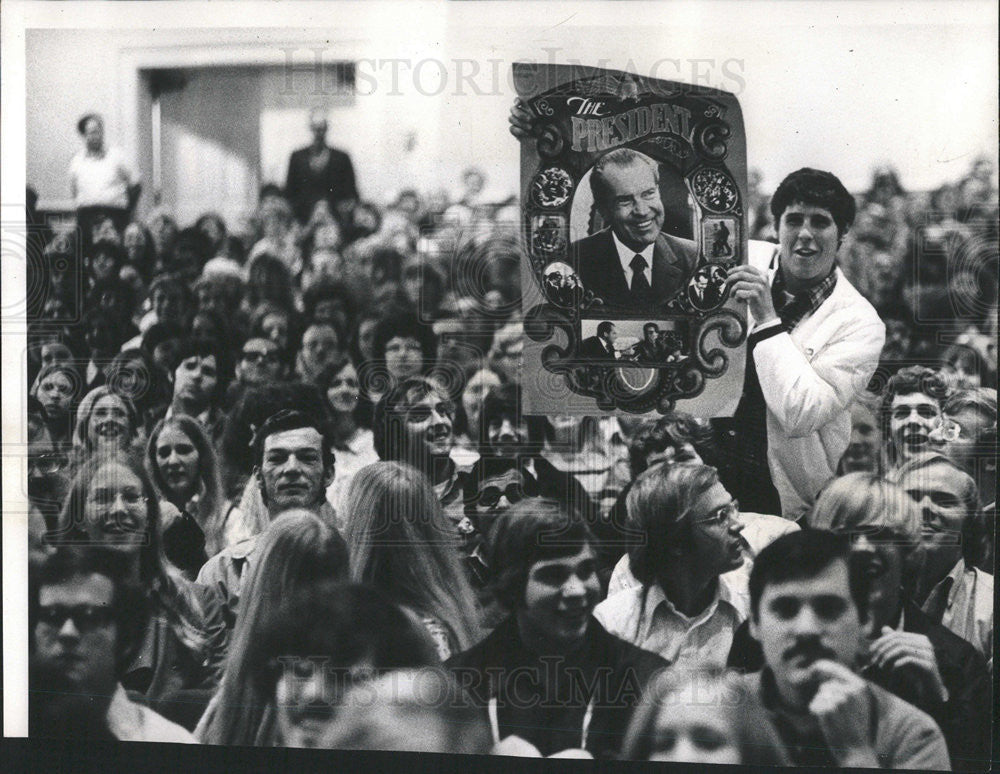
[723,169,885,518]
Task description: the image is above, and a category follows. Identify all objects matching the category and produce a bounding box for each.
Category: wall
[22,3,1000,224]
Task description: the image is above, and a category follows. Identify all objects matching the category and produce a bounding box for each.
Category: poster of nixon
[516,62,749,417]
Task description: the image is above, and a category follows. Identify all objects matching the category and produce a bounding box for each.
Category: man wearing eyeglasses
[31,546,194,742]
[929,387,997,519]
[594,463,749,666]
[226,337,288,409]
[235,337,286,388]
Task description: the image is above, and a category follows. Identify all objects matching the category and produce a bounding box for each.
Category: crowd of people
[24,108,996,768]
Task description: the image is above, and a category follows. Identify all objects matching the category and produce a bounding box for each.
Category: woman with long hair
[146,414,227,578]
[51,452,226,716]
[71,386,142,467]
[105,348,172,436]
[196,510,350,746]
[30,362,84,447]
[316,357,378,518]
[345,461,482,659]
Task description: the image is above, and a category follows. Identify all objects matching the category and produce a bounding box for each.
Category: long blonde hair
[345,461,482,652]
[197,510,349,746]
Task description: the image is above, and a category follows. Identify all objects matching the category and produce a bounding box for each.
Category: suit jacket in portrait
[578,335,618,363]
[285,145,358,223]
[631,339,663,364]
[573,228,698,312]
[689,282,723,310]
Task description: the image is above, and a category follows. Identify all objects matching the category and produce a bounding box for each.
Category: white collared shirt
[923,557,994,669]
[612,231,654,288]
[105,684,195,743]
[594,575,748,666]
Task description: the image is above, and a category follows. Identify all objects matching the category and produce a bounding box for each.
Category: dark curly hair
[770,168,857,238]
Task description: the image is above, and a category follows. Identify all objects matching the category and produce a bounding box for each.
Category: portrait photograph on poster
[517,63,748,415]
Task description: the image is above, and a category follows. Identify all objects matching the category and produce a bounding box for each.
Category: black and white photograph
[2,1,996,772]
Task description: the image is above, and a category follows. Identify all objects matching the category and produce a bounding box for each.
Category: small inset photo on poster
[532,213,569,261]
[687,263,729,312]
[702,216,737,261]
[540,260,582,307]
[579,318,688,367]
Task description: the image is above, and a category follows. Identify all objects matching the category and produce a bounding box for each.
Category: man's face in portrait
[598,160,664,252]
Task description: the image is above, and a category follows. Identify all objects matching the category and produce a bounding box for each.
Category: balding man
[573,148,698,311]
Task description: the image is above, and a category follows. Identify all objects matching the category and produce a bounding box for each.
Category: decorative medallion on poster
[515,63,749,416]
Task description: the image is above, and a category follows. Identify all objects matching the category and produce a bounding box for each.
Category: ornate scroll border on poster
[516,63,749,416]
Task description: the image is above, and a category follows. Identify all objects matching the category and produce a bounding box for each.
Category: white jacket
[746,241,885,517]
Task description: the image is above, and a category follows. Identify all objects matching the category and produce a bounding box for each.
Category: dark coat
[573,228,697,312]
[285,145,358,223]
[578,335,617,362]
[727,599,991,772]
[446,615,666,759]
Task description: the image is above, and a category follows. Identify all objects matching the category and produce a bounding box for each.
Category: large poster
[516,63,749,417]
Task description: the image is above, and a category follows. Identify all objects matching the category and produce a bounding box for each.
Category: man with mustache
[879,366,950,471]
[197,409,343,632]
[573,148,698,311]
[594,463,748,666]
[729,473,991,770]
[737,529,950,769]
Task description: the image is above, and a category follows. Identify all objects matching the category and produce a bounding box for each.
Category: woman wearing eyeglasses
[52,452,227,727]
[593,463,750,667]
[344,461,483,660]
[146,415,227,580]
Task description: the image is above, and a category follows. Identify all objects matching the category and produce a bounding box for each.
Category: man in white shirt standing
[69,113,141,247]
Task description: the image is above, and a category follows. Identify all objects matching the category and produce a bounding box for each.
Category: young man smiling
[446,499,666,759]
[721,168,885,518]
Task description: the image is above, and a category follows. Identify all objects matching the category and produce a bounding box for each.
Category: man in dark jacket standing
[285,109,358,224]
